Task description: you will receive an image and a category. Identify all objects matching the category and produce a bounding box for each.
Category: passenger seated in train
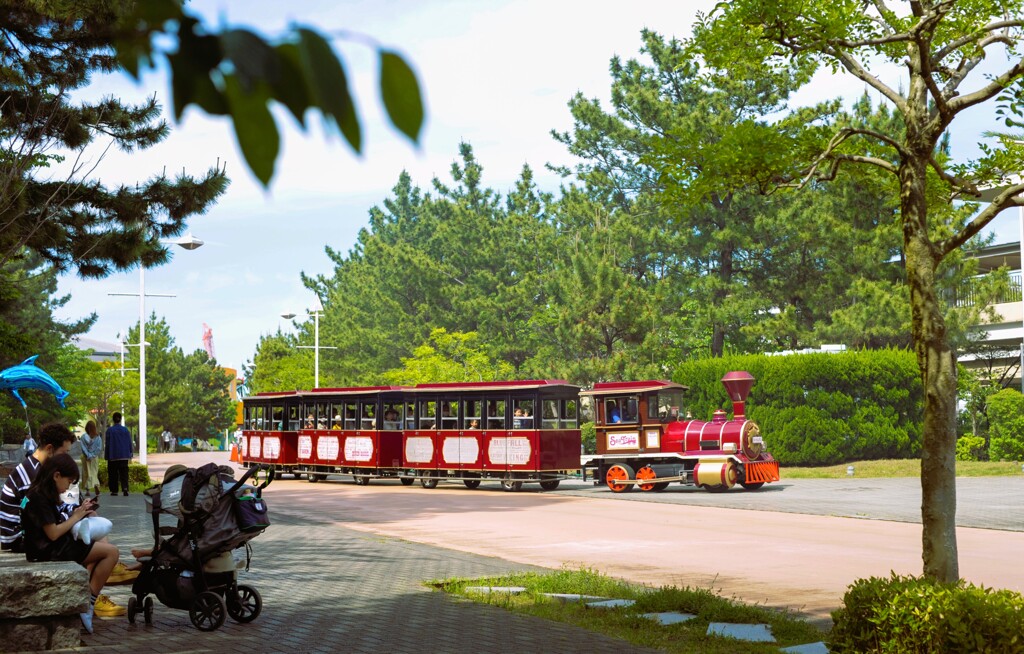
[607,400,621,423]
[382,409,401,430]
[467,419,480,429]
[332,415,342,430]
[305,414,315,428]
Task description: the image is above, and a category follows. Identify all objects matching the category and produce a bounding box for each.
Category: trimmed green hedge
[95,460,153,492]
[988,388,1024,461]
[674,349,923,466]
[829,574,1024,653]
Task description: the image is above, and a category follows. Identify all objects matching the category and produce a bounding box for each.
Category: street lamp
[281,296,335,388]
[110,233,204,465]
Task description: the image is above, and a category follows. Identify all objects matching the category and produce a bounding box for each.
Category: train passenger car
[404,380,581,491]
[295,386,409,484]
[240,391,302,473]
[580,371,780,492]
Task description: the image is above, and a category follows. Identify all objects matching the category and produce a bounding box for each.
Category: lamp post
[111,233,203,465]
[281,296,335,389]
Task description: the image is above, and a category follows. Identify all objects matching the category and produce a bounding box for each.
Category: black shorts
[28,537,95,565]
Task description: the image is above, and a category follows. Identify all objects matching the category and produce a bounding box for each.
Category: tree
[690,1,1024,582]
[245,331,312,394]
[179,350,236,444]
[379,329,514,385]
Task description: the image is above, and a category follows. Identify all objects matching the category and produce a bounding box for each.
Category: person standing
[80,421,102,499]
[104,412,132,497]
[161,429,171,454]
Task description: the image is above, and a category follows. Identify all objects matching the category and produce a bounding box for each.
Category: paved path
[58,460,659,653]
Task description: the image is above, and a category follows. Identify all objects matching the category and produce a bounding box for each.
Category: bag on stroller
[128,463,274,631]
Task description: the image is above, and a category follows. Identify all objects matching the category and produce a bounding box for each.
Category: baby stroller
[128,462,273,631]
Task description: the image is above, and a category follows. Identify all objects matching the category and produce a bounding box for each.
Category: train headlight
[741,422,764,458]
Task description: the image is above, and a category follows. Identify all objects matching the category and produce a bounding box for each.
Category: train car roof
[304,385,408,396]
[246,390,302,399]
[410,379,579,393]
[581,380,688,396]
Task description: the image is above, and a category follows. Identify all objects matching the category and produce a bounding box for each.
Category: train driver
[607,400,621,423]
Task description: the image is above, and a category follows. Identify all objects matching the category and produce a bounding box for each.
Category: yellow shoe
[94,594,127,618]
[106,561,140,585]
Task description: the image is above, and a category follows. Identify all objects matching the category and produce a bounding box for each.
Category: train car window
[382,402,402,430]
[271,405,284,430]
[463,399,481,429]
[541,400,558,430]
[605,397,637,424]
[289,405,301,431]
[254,406,265,430]
[244,405,254,429]
[330,403,343,429]
[316,404,330,429]
[561,399,579,429]
[655,390,683,421]
[344,402,357,429]
[513,400,534,429]
[302,406,314,428]
[360,402,376,429]
[486,399,506,429]
[419,400,437,429]
[440,400,459,430]
[403,402,416,429]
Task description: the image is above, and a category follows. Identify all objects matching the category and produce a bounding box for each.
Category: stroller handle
[227,464,274,499]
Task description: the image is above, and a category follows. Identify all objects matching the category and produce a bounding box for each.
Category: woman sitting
[20,453,123,633]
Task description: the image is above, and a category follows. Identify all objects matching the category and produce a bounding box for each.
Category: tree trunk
[901,158,959,583]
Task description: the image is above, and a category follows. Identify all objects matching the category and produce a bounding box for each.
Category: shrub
[674,349,923,466]
[97,460,153,491]
[988,388,1024,462]
[580,422,596,454]
[829,573,1024,653]
[956,435,987,462]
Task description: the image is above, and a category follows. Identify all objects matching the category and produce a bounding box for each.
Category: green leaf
[272,43,312,127]
[296,27,361,152]
[222,74,279,187]
[221,29,278,93]
[379,50,424,143]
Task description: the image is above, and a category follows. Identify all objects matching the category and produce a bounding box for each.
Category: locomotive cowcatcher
[580,371,780,492]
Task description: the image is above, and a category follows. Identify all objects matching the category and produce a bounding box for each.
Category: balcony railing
[953,270,1023,308]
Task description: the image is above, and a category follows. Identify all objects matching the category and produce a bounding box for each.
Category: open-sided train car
[240,380,582,491]
[579,371,780,492]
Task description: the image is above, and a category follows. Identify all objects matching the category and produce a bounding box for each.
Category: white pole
[314,309,320,389]
[139,267,147,466]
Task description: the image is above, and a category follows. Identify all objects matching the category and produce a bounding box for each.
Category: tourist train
[238,372,779,493]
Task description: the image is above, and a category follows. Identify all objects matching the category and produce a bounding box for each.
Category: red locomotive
[580,371,779,492]
[239,372,780,493]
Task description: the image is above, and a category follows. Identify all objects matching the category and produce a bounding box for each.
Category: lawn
[782,459,1022,478]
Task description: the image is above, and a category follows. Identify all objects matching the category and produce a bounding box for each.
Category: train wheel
[501,478,523,492]
[420,473,439,489]
[463,478,481,489]
[306,473,319,483]
[740,482,765,491]
[653,482,670,492]
[605,464,635,493]
[636,465,658,492]
[400,477,415,486]
[353,475,370,486]
[539,480,560,491]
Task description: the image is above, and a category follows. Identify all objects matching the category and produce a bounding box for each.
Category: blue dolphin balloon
[0,355,70,408]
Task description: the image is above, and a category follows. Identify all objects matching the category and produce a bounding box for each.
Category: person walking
[103,413,132,497]
[80,421,102,499]
[161,429,172,454]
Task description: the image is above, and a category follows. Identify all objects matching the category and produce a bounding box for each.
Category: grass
[783,459,1023,478]
[431,568,826,654]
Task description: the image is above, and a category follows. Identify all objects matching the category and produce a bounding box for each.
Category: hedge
[674,349,923,466]
[987,388,1024,461]
[829,573,1024,653]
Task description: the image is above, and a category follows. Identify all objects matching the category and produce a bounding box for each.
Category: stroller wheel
[189,591,226,631]
[227,584,263,623]
[143,596,154,625]
[127,596,138,624]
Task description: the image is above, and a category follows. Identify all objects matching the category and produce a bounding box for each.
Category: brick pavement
[30,489,658,654]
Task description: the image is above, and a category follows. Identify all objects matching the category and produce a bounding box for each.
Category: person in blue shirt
[608,400,622,424]
[104,413,132,497]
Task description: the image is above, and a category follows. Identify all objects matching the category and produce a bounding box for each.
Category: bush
[580,422,596,454]
[956,435,988,461]
[829,573,1024,653]
[674,349,923,466]
[96,460,153,491]
[988,388,1024,462]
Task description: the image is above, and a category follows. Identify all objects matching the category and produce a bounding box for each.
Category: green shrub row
[674,349,923,466]
[987,388,1024,461]
[829,573,1024,653]
[94,460,153,491]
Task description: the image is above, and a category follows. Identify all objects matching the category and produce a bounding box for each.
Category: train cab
[241,391,302,472]
[587,380,688,455]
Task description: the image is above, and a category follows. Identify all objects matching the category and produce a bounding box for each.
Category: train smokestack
[721,371,755,419]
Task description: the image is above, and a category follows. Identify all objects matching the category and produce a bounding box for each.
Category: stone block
[0,561,89,618]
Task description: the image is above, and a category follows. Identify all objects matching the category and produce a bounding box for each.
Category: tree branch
[933,19,1024,64]
[831,47,909,113]
[940,184,1024,256]
[947,54,1024,114]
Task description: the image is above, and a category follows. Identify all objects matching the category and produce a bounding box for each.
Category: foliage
[987,388,1024,461]
[956,436,988,462]
[675,350,922,466]
[0,1,228,278]
[245,331,312,394]
[829,573,1024,654]
[112,0,423,186]
[379,329,513,385]
[580,421,596,455]
[96,460,153,493]
[436,568,824,654]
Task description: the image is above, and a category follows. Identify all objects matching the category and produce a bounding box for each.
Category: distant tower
[202,323,216,360]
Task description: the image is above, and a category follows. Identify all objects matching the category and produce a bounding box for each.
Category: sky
[53,0,1023,375]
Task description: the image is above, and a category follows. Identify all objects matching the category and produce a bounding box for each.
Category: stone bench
[0,555,88,651]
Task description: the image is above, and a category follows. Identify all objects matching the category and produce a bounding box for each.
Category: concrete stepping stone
[706,622,775,642]
[464,586,527,594]
[540,593,606,603]
[780,642,829,653]
[640,611,696,625]
[585,599,636,608]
